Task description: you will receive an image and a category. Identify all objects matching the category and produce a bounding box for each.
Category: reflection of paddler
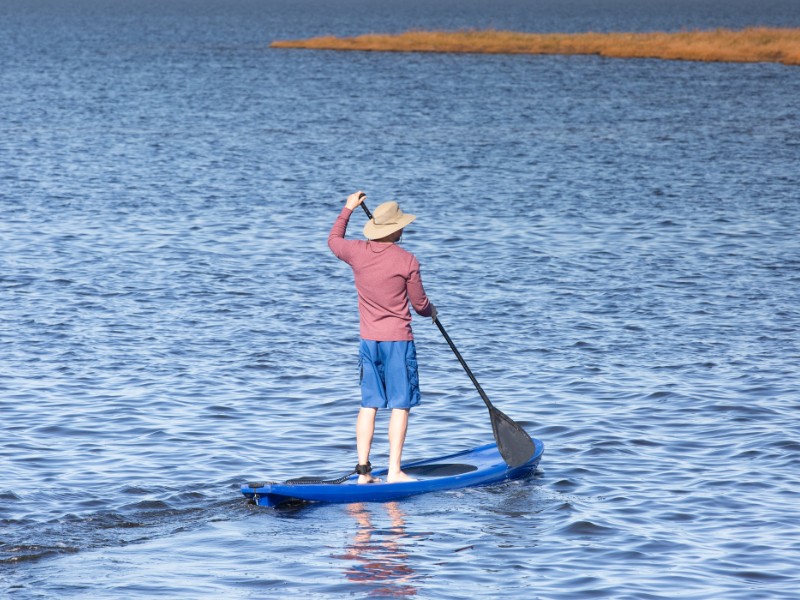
[329,191,437,484]
[336,502,417,596]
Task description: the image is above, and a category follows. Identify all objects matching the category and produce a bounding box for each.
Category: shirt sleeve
[407,256,433,317]
[328,206,354,261]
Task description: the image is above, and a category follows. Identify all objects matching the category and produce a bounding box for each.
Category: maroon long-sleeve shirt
[328,207,433,341]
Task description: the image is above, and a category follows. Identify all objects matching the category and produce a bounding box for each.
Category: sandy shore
[270,28,800,66]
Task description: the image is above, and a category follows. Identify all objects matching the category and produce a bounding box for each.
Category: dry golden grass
[270,28,800,66]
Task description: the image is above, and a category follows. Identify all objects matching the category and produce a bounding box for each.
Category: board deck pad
[242,439,544,507]
[403,463,478,477]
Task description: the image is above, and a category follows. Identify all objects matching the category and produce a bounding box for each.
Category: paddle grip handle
[359,198,373,220]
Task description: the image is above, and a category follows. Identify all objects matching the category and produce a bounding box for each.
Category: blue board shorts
[359,339,420,409]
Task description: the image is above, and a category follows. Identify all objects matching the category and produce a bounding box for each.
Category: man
[328,191,437,483]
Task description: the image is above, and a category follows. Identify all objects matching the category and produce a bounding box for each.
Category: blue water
[2,1,800,598]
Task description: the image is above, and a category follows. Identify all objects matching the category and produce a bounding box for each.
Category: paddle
[359,200,535,468]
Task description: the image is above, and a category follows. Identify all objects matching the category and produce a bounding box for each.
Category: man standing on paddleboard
[328,191,437,484]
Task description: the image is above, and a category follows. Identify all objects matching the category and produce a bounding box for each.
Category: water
[2,0,800,597]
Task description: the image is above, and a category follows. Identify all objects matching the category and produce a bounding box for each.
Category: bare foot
[386,470,415,483]
[358,474,381,484]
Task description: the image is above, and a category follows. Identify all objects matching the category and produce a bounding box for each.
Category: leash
[248,462,372,487]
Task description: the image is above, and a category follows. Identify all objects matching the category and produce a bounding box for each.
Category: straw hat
[363,201,416,240]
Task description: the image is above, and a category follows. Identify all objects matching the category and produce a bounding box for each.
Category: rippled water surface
[2,1,800,598]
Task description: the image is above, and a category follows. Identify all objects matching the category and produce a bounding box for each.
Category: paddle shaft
[433,319,495,412]
[359,200,494,412]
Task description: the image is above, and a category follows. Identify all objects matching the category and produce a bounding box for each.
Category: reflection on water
[334,502,418,597]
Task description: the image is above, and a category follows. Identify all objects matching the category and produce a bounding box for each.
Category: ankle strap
[355,462,372,475]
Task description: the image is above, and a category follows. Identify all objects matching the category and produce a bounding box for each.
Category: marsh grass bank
[270,28,800,65]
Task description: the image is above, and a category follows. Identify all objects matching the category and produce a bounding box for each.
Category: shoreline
[270,28,800,66]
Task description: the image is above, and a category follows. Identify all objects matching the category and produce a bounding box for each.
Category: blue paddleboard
[241,438,544,507]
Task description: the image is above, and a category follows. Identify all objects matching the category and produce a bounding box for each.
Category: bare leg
[387,408,414,483]
[356,407,379,483]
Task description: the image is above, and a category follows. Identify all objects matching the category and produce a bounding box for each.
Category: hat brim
[363,213,416,240]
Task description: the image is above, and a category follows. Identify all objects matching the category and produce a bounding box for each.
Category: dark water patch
[560,520,617,536]
[0,493,244,566]
[767,440,800,453]
[1,544,80,565]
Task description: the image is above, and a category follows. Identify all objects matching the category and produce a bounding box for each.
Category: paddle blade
[490,406,536,468]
